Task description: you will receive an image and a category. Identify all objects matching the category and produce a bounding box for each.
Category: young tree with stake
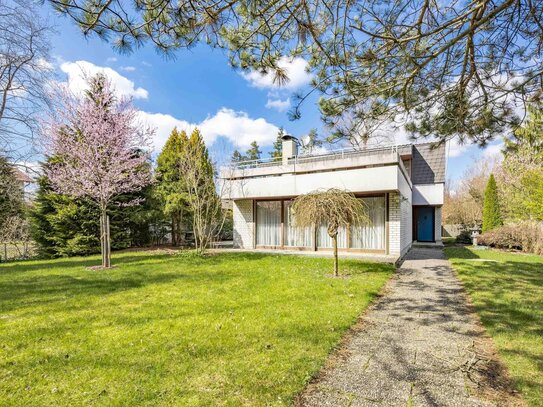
[42,74,153,268]
[291,189,368,276]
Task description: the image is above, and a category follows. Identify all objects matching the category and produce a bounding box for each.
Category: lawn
[445,246,543,406]
[0,250,393,406]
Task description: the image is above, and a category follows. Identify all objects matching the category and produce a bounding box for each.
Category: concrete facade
[221,141,445,261]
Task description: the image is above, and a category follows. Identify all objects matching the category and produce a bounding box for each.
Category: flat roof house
[219,137,445,261]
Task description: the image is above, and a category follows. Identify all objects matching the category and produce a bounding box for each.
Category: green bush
[455,230,472,244]
[478,222,543,255]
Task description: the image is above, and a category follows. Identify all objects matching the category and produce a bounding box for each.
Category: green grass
[445,246,543,406]
[0,251,393,406]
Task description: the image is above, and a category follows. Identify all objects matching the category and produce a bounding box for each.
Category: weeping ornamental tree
[43,74,153,268]
[291,189,368,276]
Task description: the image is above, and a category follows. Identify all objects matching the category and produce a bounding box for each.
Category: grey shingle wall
[411,143,446,184]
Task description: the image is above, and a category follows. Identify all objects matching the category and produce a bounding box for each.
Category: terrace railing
[229,145,400,170]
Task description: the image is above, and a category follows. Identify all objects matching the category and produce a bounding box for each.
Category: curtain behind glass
[284,201,313,247]
[350,196,385,249]
[317,224,347,248]
[256,201,281,246]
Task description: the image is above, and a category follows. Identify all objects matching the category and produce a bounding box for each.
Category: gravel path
[299,247,510,407]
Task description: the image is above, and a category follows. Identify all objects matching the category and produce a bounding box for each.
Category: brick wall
[388,193,401,256]
[233,200,254,249]
[389,192,413,257]
[400,194,413,256]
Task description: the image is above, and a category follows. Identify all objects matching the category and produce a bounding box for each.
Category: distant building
[11,167,33,199]
[220,137,445,261]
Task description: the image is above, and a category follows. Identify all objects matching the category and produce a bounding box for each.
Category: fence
[1,242,36,262]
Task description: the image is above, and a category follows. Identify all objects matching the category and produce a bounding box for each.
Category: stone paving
[299,247,505,407]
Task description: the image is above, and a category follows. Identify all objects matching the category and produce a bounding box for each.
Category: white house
[219,136,445,261]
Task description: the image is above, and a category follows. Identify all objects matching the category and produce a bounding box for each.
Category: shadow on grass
[446,245,543,400]
[0,252,276,313]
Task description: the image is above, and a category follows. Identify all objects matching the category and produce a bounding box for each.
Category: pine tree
[301,129,322,154]
[482,174,503,233]
[245,141,262,161]
[270,128,285,159]
[156,127,190,246]
[231,150,245,162]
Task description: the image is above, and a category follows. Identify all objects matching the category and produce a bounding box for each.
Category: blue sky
[41,6,503,183]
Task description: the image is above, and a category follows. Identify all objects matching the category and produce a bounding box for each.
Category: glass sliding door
[350,196,385,250]
[284,201,313,248]
[256,201,282,246]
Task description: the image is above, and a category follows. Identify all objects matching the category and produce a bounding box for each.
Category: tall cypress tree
[156,128,190,246]
[482,174,503,232]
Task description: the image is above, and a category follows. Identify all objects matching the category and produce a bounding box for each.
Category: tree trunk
[332,233,339,277]
[171,214,178,246]
[100,209,111,268]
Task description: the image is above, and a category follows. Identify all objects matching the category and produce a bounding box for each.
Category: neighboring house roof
[12,167,33,183]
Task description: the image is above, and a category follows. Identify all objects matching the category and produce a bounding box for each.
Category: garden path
[299,247,516,407]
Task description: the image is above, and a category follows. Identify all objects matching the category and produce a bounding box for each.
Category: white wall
[233,200,254,249]
[413,183,444,205]
[224,165,403,200]
[400,193,413,256]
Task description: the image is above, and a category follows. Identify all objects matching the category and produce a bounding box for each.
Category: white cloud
[482,142,504,159]
[60,60,148,99]
[446,140,472,158]
[241,57,313,90]
[266,97,291,112]
[136,112,194,152]
[106,57,118,63]
[120,66,136,72]
[139,108,280,152]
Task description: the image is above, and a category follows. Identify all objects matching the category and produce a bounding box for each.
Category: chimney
[281,135,298,165]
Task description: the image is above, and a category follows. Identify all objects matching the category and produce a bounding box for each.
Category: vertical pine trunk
[332,234,339,277]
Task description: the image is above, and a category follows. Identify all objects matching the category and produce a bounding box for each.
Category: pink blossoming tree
[43,74,154,268]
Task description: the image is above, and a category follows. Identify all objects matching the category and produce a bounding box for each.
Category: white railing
[229,144,402,170]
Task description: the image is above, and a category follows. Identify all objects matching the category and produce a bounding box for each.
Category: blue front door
[417,207,434,242]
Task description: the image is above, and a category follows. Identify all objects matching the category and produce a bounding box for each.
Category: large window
[256,201,281,246]
[254,195,386,251]
[317,224,348,249]
[284,201,313,247]
[350,196,386,249]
